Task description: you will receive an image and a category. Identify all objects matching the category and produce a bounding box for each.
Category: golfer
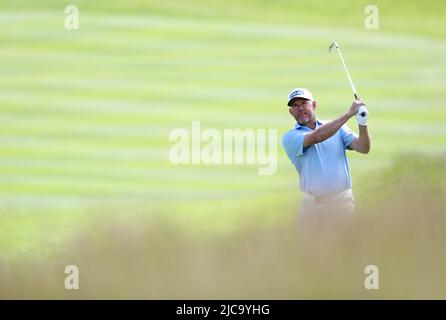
[282,88,371,217]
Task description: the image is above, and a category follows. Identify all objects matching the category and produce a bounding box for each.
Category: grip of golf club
[354,93,367,116]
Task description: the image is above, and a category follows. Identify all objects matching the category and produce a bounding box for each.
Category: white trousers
[297,189,355,243]
[300,189,355,217]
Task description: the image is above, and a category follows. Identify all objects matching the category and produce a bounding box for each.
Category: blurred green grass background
[0,0,446,298]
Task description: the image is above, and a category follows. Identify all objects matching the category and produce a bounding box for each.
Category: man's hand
[347,99,365,118]
[349,100,371,153]
[356,105,369,126]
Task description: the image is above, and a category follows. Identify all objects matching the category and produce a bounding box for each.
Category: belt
[307,189,352,203]
[314,194,337,203]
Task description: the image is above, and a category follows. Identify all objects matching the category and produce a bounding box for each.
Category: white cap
[287,88,313,106]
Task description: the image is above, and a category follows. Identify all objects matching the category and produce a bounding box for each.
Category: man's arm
[303,100,363,148]
[349,125,371,154]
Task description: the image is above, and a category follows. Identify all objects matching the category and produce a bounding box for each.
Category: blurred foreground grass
[1,154,445,299]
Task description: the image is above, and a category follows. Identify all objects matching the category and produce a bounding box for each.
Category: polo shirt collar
[295,119,323,130]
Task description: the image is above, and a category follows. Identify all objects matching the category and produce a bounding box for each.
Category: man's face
[289,98,317,125]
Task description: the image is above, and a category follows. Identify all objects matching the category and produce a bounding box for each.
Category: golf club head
[328,41,338,52]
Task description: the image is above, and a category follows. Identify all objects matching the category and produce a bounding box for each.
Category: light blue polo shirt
[282,119,358,197]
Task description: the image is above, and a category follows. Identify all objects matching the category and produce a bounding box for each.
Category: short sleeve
[340,124,359,150]
[282,129,307,159]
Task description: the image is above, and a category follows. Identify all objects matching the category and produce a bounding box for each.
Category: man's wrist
[345,111,354,119]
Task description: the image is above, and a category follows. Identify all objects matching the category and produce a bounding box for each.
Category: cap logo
[290,90,303,99]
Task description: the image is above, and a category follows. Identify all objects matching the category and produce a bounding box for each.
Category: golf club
[329,41,367,117]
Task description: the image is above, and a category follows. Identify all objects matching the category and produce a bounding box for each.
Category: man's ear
[312,100,317,110]
[288,108,293,116]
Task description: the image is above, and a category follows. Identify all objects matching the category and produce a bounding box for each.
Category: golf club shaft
[337,50,367,115]
[335,47,358,99]
[331,42,367,116]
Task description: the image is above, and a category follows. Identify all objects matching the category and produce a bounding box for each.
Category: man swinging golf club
[282,42,371,218]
